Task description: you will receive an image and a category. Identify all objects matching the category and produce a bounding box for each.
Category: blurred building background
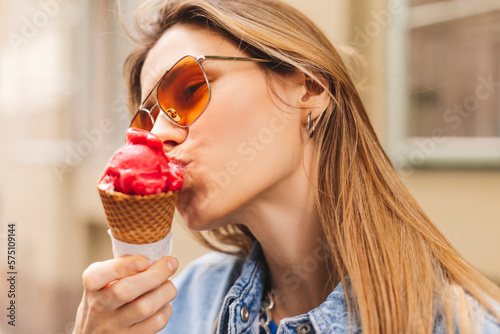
[0,0,498,333]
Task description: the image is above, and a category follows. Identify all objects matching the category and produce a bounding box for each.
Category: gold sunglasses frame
[130,54,271,129]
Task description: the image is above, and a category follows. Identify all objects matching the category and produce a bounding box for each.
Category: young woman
[73,0,500,333]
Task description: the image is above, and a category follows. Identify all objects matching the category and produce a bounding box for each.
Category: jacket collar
[216,242,268,333]
[216,242,361,333]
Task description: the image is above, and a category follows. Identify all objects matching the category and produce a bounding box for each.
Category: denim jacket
[160,242,500,334]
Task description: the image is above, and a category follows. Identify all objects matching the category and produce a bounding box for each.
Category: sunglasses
[130,54,271,129]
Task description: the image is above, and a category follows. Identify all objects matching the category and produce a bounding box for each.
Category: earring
[307,112,315,138]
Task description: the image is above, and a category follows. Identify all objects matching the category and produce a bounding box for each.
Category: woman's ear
[299,74,331,120]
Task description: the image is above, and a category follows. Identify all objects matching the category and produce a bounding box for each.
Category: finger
[82,256,149,291]
[128,303,173,334]
[103,257,178,309]
[117,279,177,327]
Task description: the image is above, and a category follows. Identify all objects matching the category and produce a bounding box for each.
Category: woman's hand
[73,255,178,334]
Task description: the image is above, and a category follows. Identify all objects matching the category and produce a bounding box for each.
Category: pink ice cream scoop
[99,127,183,195]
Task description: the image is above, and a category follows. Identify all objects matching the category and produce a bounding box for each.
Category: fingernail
[167,258,178,273]
[132,259,148,272]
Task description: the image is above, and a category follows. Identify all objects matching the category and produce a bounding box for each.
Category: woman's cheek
[175,153,245,228]
[176,159,228,221]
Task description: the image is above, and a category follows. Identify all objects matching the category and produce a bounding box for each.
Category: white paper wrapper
[108,229,172,265]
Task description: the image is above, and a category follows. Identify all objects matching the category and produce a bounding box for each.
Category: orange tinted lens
[131,109,153,131]
[157,56,210,126]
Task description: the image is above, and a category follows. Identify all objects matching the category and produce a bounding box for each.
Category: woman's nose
[151,111,188,152]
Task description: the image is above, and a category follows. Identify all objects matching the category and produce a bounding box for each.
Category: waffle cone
[98,187,178,244]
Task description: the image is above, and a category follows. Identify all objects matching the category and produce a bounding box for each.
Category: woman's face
[141,24,308,231]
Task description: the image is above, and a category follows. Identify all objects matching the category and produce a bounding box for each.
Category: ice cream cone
[98,187,178,244]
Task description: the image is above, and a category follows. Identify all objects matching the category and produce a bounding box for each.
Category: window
[387,0,500,171]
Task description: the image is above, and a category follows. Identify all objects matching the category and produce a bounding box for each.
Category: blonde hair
[123,0,500,332]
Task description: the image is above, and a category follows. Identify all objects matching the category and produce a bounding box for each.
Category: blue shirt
[160,242,500,333]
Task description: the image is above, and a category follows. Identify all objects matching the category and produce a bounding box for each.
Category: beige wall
[403,171,500,282]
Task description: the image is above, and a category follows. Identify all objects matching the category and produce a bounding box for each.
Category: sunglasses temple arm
[202,55,272,63]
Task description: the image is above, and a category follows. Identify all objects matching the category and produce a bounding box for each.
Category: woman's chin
[178,209,226,232]
[177,191,226,232]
